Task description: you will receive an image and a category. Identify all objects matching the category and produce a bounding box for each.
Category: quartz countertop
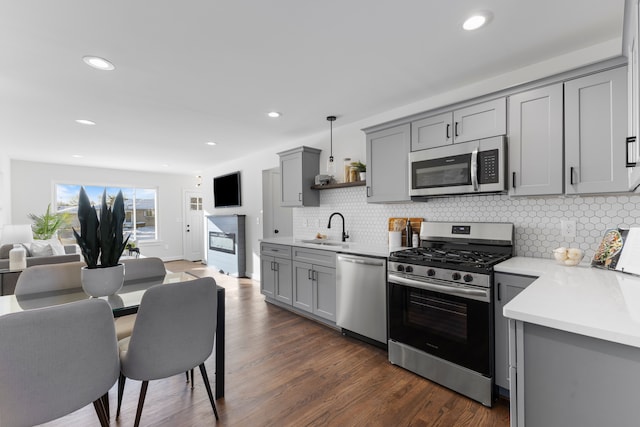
[260,236,400,258]
[498,257,640,348]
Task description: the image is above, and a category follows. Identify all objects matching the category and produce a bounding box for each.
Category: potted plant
[73,187,130,297]
[28,204,71,240]
[351,161,366,182]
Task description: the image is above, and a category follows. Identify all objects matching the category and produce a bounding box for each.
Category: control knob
[452,272,461,281]
[396,265,405,272]
[463,274,473,283]
[405,266,414,273]
[427,269,436,277]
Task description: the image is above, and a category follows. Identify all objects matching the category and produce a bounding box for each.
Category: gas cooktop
[389,247,511,270]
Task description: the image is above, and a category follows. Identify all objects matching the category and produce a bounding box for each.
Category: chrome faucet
[327,212,349,242]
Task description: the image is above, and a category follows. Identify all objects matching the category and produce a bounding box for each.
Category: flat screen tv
[213,171,241,208]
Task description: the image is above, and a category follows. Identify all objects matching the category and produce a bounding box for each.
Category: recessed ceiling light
[463,13,491,31]
[71,154,84,158]
[206,141,217,146]
[75,119,96,126]
[82,56,115,71]
[267,111,281,118]
[161,164,170,167]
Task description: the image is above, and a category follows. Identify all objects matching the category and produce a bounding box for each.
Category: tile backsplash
[292,187,640,261]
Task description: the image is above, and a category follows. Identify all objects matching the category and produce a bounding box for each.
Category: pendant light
[326,115,337,176]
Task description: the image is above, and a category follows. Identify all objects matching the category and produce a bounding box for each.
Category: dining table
[0,271,225,399]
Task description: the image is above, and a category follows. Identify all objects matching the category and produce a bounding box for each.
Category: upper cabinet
[410,98,506,151]
[508,84,564,196]
[278,146,321,207]
[366,124,411,203]
[564,67,628,194]
[625,0,640,190]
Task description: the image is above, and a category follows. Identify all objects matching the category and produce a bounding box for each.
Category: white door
[262,168,292,238]
[183,191,204,261]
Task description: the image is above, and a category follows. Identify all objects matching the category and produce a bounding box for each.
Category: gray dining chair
[0,298,119,427]
[116,276,219,427]
[115,257,167,340]
[14,260,85,296]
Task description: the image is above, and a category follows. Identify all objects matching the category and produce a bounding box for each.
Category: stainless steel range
[387,221,514,407]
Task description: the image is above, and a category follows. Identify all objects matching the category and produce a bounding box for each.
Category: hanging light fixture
[326,115,337,176]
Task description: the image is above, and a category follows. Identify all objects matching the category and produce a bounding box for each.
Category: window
[55,184,158,243]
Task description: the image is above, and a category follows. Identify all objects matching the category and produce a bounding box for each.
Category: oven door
[388,274,493,376]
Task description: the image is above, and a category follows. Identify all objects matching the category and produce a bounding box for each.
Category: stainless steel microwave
[409,136,507,198]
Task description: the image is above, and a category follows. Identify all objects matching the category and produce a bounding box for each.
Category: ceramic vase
[81,264,125,297]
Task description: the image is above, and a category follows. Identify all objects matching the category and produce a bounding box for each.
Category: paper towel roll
[389,231,402,248]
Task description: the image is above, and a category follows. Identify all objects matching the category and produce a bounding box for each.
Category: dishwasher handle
[337,254,385,267]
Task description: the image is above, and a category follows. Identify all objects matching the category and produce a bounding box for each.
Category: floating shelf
[311,181,366,190]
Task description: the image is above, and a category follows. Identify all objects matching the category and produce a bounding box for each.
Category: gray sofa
[0,245,81,295]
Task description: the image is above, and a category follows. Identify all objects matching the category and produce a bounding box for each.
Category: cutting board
[388,217,423,246]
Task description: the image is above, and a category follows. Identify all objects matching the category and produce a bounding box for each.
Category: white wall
[10,160,196,261]
[0,154,10,228]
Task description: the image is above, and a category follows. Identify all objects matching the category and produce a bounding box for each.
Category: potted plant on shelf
[73,187,130,297]
[28,204,71,240]
[351,161,366,182]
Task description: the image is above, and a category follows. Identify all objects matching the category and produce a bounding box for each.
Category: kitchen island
[498,257,640,427]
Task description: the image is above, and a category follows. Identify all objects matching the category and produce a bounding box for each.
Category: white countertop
[260,236,399,258]
[498,257,640,348]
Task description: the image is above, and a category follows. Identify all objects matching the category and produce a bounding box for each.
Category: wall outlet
[561,220,576,238]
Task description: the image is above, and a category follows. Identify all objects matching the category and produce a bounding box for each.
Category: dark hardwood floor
[41,260,510,426]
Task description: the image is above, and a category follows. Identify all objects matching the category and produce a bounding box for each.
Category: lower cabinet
[494,272,536,392]
[260,243,337,326]
[260,243,293,304]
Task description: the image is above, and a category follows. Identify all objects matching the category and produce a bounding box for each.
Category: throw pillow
[29,241,54,257]
[32,238,66,256]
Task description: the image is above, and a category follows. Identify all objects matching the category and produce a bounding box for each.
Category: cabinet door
[565,67,628,194]
[508,84,564,196]
[280,152,303,206]
[453,97,506,143]
[274,257,293,304]
[365,123,411,203]
[260,256,275,298]
[313,265,336,322]
[292,261,313,313]
[411,112,453,151]
[494,273,537,391]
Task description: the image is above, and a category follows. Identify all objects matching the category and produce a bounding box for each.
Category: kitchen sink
[299,239,348,248]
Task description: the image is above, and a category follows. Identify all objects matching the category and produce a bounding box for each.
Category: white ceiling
[0,0,626,175]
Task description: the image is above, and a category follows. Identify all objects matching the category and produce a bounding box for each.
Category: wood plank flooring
[41,260,510,426]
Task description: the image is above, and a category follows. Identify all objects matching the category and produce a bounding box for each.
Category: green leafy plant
[28,204,71,240]
[73,187,130,269]
[351,161,366,172]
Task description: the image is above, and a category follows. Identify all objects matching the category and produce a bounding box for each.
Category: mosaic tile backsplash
[292,187,640,261]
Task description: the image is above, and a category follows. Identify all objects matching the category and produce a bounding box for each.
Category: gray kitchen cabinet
[278,146,321,207]
[509,320,640,427]
[260,243,293,304]
[410,98,507,151]
[411,112,452,151]
[493,272,536,393]
[292,246,337,322]
[453,97,506,144]
[565,66,628,194]
[508,84,564,196]
[365,123,411,203]
[625,0,640,191]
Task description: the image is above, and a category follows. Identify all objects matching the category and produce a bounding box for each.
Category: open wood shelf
[311,181,366,190]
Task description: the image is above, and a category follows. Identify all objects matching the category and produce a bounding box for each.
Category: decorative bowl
[552,247,584,266]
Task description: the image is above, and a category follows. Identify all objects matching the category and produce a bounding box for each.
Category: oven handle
[388,274,490,303]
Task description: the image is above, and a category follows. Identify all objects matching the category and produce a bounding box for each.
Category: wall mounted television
[213,171,242,208]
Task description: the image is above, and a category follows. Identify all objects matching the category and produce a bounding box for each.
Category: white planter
[81,264,125,297]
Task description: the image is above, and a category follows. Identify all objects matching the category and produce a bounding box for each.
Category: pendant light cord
[327,116,336,162]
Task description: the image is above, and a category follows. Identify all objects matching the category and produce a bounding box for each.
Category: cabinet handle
[454,122,459,137]
[308,269,313,280]
[313,270,318,281]
[446,124,451,139]
[274,262,279,272]
[497,283,502,301]
[271,261,275,271]
[570,166,575,185]
[366,186,371,197]
[298,193,302,201]
[512,172,516,189]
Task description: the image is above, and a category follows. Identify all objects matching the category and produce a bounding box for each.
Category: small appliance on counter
[314,174,332,185]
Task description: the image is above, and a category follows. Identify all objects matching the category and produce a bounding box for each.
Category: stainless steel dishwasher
[336,253,387,346]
